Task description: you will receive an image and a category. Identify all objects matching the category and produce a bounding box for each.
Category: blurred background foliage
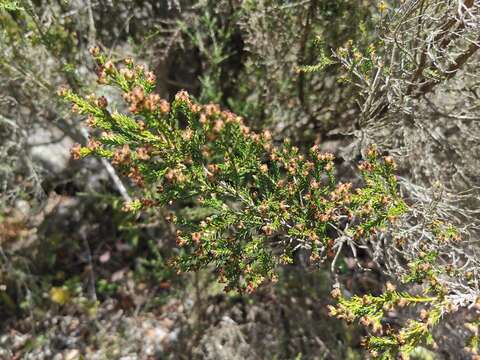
[0,0,478,359]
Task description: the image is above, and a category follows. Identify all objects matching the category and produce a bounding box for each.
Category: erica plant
[59,48,468,359]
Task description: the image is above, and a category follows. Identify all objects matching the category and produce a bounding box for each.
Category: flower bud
[330,287,341,299]
[192,232,202,243]
[70,143,82,160]
[57,86,68,97]
[96,96,108,109]
[120,68,134,80]
[386,282,396,292]
[262,130,272,141]
[104,60,115,73]
[131,86,145,102]
[146,71,156,85]
[89,45,100,57]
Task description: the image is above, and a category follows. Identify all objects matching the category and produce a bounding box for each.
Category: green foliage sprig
[59,48,405,293]
[58,49,466,359]
[0,0,24,11]
[329,281,452,359]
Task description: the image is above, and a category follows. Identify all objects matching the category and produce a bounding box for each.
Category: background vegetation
[1,0,479,359]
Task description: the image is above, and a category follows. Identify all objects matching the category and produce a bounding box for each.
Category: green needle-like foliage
[60,49,456,358]
[329,281,449,359]
[60,48,405,293]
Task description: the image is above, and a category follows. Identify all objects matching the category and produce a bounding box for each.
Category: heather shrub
[59,49,478,358]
